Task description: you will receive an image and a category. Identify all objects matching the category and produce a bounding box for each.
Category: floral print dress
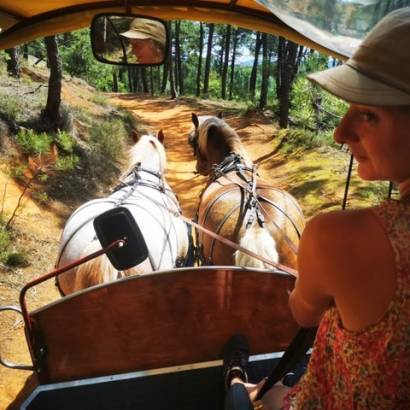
[283,197,410,409]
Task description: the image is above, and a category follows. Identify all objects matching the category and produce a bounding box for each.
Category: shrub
[59,104,75,133]
[16,129,52,155]
[55,130,76,153]
[32,191,50,204]
[91,93,108,107]
[90,118,126,161]
[290,70,348,134]
[3,251,29,267]
[0,94,22,123]
[0,226,11,253]
[276,128,325,154]
[55,154,80,171]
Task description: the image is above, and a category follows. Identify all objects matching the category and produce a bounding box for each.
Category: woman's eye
[359,111,376,122]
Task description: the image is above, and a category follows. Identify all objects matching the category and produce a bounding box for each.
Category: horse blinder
[94,207,149,270]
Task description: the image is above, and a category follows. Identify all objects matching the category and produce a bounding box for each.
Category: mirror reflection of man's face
[129,38,162,64]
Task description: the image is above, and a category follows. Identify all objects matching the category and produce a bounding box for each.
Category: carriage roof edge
[0,0,363,60]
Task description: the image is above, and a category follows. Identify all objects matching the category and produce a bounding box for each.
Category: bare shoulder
[299,208,393,293]
[304,207,385,248]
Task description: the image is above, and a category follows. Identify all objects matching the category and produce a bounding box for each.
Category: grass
[90,118,127,161]
[0,221,29,267]
[0,94,22,123]
[90,93,109,106]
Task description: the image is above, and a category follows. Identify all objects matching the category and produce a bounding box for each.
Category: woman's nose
[333,109,357,144]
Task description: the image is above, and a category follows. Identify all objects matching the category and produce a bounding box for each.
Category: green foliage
[0,94,23,123]
[0,221,28,267]
[9,165,25,180]
[3,251,29,267]
[16,129,52,155]
[16,130,79,172]
[289,52,348,137]
[354,180,389,204]
[0,51,7,74]
[59,30,120,91]
[91,93,108,106]
[55,130,75,152]
[116,106,137,132]
[55,154,80,171]
[37,173,49,182]
[90,118,126,161]
[32,191,50,204]
[0,225,11,252]
[276,128,323,155]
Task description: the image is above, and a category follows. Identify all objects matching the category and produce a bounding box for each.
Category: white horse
[56,131,191,296]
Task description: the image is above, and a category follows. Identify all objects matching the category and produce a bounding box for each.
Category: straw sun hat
[308,7,410,105]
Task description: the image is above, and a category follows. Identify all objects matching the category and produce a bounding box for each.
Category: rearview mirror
[90,14,168,66]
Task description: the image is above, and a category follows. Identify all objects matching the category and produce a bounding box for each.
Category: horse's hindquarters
[198,183,305,267]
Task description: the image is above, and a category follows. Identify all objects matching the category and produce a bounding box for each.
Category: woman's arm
[289,213,339,327]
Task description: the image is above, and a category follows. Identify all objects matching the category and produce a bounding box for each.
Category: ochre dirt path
[109,95,289,220]
[0,95,350,409]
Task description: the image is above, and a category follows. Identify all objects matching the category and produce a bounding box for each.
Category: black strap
[255,326,317,400]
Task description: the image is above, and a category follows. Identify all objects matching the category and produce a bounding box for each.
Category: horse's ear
[158,129,165,144]
[131,129,138,143]
[217,111,223,119]
[192,113,199,129]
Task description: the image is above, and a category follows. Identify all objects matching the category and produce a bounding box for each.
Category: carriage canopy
[0,0,400,59]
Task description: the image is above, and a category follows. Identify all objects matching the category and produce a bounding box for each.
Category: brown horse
[188,113,305,269]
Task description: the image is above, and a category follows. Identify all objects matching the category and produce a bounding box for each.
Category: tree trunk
[43,36,62,129]
[203,23,214,97]
[141,67,149,93]
[258,33,269,110]
[5,47,21,78]
[132,67,139,92]
[112,71,118,92]
[221,25,231,99]
[167,22,177,99]
[218,32,225,76]
[196,22,204,97]
[228,28,239,100]
[249,32,262,99]
[161,60,169,93]
[22,45,29,61]
[174,20,184,94]
[276,37,303,128]
[127,67,133,92]
[150,67,154,96]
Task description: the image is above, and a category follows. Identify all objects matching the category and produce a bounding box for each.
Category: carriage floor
[23,354,309,410]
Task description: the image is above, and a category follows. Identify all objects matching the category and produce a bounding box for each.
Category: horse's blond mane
[124,133,167,175]
[198,117,251,165]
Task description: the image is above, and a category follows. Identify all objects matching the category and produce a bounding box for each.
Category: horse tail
[75,240,119,289]
[235,221,279,269]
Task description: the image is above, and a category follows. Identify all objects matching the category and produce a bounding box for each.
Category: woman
[225,7,410,409]
[120,18,166,64]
